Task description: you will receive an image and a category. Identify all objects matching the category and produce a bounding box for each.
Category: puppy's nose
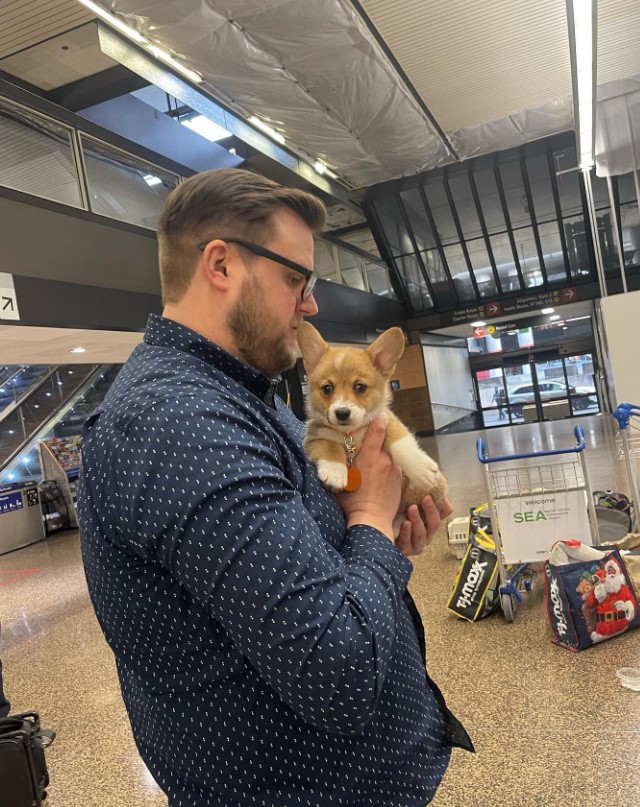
[335,408,351,423]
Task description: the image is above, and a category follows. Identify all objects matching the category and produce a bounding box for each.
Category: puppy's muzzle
[334,408,351,424]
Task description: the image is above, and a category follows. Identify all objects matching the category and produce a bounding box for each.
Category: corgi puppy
[297,322,448,524]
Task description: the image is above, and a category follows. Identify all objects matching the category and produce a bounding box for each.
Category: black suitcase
[0,712,55,806]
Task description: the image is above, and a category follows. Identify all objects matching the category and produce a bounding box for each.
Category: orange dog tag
[344,466,361,492]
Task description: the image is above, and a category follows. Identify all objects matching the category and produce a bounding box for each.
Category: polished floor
[1,413,639,806]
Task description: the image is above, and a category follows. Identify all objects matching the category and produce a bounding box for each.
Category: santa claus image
[589,557,637,643]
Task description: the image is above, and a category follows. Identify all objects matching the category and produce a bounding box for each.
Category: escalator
[0,364,120,483]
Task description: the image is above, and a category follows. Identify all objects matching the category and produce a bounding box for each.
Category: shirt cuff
[341,525,413,593]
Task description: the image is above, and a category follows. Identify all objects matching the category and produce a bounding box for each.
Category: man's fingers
[437,496,454,520]
[358,419,386,456]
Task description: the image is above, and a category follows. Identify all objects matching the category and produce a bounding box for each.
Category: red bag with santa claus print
[544,541,640,651]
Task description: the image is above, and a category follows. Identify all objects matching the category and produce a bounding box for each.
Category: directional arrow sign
[562,287,577,301]
[487,302,501,316]
[0,273,20,321]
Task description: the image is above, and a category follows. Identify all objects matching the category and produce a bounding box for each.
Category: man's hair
[157,168,327,303]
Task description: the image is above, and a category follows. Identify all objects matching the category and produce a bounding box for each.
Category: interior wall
[600,290,640,405]
[422,342,475,430]
[390,344,434,434]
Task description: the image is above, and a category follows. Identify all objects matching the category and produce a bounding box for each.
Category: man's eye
[322,384,334,395]
[354,383,367,394]
[289,275,303,288]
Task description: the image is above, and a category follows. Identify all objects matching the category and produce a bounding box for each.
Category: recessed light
[314,160,327,175]
[470,321,486,327]
[143,174,163,187]
[541,307,555,314]
[549,315,561,321]
[70,346,86,354]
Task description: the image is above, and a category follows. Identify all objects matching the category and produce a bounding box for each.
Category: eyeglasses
[198,237,317,301]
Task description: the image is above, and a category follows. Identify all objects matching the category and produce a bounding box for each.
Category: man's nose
[298,291,319,315]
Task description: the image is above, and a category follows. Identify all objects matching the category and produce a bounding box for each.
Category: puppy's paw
[317,460,349,491]
[414,455,443,492]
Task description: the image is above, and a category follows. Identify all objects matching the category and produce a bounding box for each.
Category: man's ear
[201,241,231,291]
[297,322,328,372]
[367,328,405,376]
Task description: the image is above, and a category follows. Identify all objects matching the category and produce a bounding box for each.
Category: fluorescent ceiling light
[314,160,327,175]
[541,307,555,314]
[249,116,285,145]
[77,0,145,43]
[70,346,87,353]
[470,320,486,327]
[549,315,561,321]
[143,173,162,186]
[567,0,596,169]
[181,115,231,142]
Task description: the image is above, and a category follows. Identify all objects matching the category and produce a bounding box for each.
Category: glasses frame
[198,237,317,301]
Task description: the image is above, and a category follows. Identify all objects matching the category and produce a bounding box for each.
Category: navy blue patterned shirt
[78,314,467,807]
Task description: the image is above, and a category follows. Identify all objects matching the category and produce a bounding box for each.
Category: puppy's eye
[354,383,367,394]
[321,384,334,396]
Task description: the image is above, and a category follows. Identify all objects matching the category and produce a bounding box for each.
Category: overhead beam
[47,64,149,111]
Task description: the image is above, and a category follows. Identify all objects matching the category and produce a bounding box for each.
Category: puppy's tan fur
[297,323,447,526]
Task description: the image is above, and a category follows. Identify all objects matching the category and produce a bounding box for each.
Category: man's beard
[604,574,622,594]
[226,277,297,378]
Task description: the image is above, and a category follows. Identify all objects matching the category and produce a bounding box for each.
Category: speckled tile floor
[1,413,639,807]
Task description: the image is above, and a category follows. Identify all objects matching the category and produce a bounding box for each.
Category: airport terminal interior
[1,1,640,805]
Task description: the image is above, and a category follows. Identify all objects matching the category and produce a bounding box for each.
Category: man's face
[226,208,317,378]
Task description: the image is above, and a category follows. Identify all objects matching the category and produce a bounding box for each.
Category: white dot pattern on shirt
[78,314,452,807]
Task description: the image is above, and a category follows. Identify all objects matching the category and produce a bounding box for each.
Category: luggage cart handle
[613,403,640,429]
[476,424,586,464]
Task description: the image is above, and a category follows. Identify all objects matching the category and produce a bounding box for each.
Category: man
[78,168,472,807]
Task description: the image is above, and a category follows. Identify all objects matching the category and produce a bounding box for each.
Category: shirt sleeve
[117,395,413,736]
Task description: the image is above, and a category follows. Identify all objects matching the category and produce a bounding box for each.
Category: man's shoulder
[97,343,235,427]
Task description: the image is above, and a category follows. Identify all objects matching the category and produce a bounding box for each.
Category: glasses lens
[303,274,317,301]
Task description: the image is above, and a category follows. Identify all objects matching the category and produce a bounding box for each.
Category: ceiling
[0,325,143,364]
[0,1,639,188]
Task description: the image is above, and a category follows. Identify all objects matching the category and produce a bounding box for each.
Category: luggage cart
[613,402,640,531]
[476,424,599,622]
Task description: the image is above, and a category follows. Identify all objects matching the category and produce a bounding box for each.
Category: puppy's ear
[297,322,329,371]
[367,328,405,375]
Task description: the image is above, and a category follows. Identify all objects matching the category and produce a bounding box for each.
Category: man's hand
[335,420,403,541]
[395,495,453,558]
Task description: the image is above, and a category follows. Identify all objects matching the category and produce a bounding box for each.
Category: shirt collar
[144,313,281,406]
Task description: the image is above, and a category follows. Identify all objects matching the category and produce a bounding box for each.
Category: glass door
[532,358,571,421]
[473,353,599,428]
[502,362,534,423]
[566,353,600,415]
[475,367,509,428]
